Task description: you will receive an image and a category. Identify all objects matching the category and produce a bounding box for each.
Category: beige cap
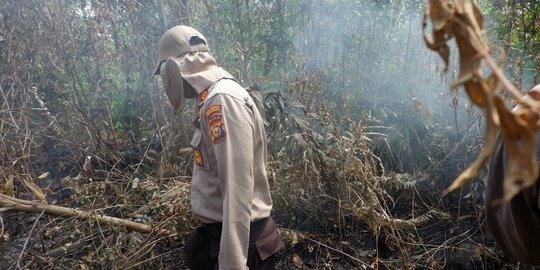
[152,25,210,76]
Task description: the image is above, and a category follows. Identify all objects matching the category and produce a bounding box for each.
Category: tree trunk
[182,0,192,26]
[156,0,167,29]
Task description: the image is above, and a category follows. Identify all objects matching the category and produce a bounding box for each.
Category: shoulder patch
[204,103,226,144]
[209,119,226,144]
[208,114,222,123]
[205,104,222,118]
[199,89,208,103]
[193,148,204,166]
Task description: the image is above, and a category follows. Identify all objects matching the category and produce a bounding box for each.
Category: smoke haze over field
[236,0,534,173]
[279,1,473,153]
[267,0,533,121]
[295,0,485,116]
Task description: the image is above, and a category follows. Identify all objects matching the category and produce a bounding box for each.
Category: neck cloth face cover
[160,57,185,112]
[154,26,234,112]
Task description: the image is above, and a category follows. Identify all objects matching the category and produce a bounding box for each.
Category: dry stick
[0,214,4,237]
[0,194,164,234]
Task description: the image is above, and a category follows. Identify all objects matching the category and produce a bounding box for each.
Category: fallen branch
[0,194,162,234]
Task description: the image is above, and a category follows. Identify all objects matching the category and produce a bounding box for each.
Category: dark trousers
[184,217,283,270]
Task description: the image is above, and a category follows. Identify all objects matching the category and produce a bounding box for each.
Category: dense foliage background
[0,0,538,269]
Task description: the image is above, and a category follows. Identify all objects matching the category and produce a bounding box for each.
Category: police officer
[152,25,283,269]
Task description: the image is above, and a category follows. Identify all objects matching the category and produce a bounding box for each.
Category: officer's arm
[204,94,253,270]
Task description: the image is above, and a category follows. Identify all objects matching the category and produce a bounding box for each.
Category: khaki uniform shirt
[190,79,273,270]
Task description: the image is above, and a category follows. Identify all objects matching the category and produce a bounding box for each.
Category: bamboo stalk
[0,194,157,234]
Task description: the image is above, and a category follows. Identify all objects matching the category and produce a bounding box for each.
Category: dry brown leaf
[495,97,538,201]
[422,22,450,70]
[453,31,481,86]
[4,175,14,196]
[22,177,47,203]
[433,30,451,71]
[12,155,28,166]
[292,253,306,269]
[426,0,539,200]
[457,68,501,109]
[453,0,488,46]
[428,0,453,31]
[427,0,540,202]
[449,0,489,98]
[37,172,50,179]
[458,0,485,43]
[462,78,487,107]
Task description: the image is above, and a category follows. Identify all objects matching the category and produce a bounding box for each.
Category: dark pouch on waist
[253,217,284,260]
